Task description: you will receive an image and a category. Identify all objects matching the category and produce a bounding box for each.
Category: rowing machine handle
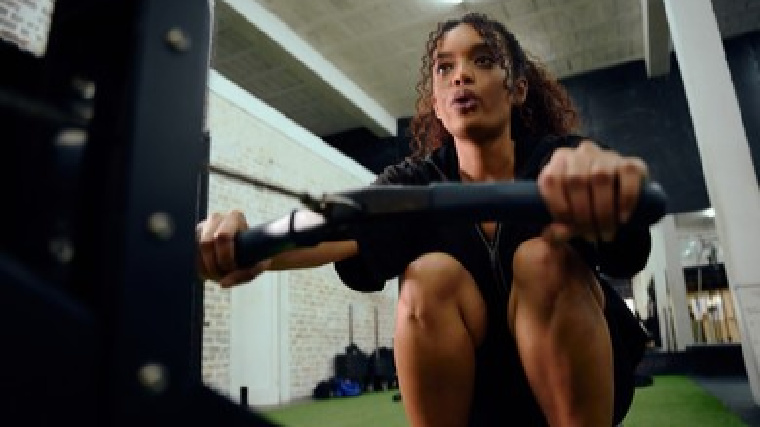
[427,180,668,227]
[620,180,668,226]
[233,181,668,268]
[233,211,330,268]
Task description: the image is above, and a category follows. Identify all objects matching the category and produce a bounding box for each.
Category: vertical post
[349,304,354,345]
[664,0,760,403]
[641,0,671,77]
[191,0,217,386]
[643,222,675,350]
[656,216,694,351]
[67,0,212,422]
[240,386,249,407]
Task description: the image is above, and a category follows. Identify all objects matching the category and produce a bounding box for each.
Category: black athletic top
[334,134,650,426]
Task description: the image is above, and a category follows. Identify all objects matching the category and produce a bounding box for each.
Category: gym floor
[693,375,760,426]
[258,374,759,426]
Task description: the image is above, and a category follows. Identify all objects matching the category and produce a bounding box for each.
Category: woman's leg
[395,252,487,427]
[508,237,613,427]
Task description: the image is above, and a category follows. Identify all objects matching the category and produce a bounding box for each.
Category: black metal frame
[0,1,275,425]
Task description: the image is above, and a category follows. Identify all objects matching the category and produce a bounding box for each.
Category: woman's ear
[512,77,528,106]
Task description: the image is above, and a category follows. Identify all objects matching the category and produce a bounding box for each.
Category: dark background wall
[564,56,708,213]
[325,31,760,215]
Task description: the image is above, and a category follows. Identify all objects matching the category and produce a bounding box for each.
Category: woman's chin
[449,121,506,142]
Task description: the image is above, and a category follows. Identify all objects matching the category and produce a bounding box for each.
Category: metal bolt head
[49,238,75,264]
[55,128,88,147]
[147,212,174,240]
[166,28,191,52]
[138,363,169,394]
[72,78,96,100]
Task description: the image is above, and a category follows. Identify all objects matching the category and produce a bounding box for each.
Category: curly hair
[410,13,579,158]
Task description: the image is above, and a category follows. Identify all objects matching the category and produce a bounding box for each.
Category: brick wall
[204,71,398,402]
[202,276,231,392]
[0,0,54,56]
[287,269,397,397]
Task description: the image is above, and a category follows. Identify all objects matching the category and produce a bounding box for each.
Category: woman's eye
[435,63,453,75]
[475,56,495,67]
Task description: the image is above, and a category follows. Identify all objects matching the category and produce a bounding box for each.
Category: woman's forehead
[435,23,484,52]
[433,22,507,58]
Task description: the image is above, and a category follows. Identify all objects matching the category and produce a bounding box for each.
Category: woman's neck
[455,136,515,183]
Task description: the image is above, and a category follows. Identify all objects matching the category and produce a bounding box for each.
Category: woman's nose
[452,64,474,86]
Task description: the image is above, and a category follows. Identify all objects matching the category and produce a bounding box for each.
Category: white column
[641,0,671,77]
[643,222,671,350]
[658,216,695,351]
[229,272,281,406]
[278,272,292,404]
[664,0,760,403]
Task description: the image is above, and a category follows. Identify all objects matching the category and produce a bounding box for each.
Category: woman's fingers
[219,259,272,288]
[617,158,648,224]
[589,155,618,241]
[538,147,571,224]
[197,213,224,281]
[539,140,648,243]
[197,210,250,282]
[564,144,594,236]
[214,210,248,273]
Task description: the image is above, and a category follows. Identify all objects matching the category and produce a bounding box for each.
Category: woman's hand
[196,210,271,287]
[538,140,648,243]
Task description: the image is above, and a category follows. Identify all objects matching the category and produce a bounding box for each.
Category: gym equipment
[228,175,668,268]
[367,307,396,391]
[334,305,370,391]
[0,1,275,425]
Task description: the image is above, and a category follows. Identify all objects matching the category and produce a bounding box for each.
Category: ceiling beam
[221,0,397,137]
[641,0,671,77]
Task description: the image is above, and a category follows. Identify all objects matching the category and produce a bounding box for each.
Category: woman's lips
[452,97,478,110]
[451,89,479,112]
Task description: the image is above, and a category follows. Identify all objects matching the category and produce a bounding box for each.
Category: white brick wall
[0,0,54,56]
[287,269,398,397]
[202,276,231,393]
[204,70,398,402]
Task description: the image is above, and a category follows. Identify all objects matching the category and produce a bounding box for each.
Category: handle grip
[232,181,668,268]
[233,224,295,268]
[233,211,330,268]
[426,180,668,227]
[623,181,669,226]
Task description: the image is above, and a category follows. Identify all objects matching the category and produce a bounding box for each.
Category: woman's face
[431,23,525,142]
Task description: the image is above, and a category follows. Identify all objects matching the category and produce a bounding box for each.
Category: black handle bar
[234,180,667,268]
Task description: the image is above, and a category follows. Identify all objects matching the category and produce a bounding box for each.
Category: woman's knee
[400,252,469,303]
[398,252,486,344]
[512,238,570,290]
[511,237,603,308]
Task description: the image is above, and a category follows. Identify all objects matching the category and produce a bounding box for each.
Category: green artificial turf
[622,375,747,426]
[259,376,747,426]
[260,390,407,427]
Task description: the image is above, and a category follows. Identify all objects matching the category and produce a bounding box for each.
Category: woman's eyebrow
[470,43,493,55]
[435,42,491,60]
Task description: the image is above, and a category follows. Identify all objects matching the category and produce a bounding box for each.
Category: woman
[198,13,650,427]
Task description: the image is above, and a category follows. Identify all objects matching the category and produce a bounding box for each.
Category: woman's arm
[268,240,358,271]
[197,209,357,287]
